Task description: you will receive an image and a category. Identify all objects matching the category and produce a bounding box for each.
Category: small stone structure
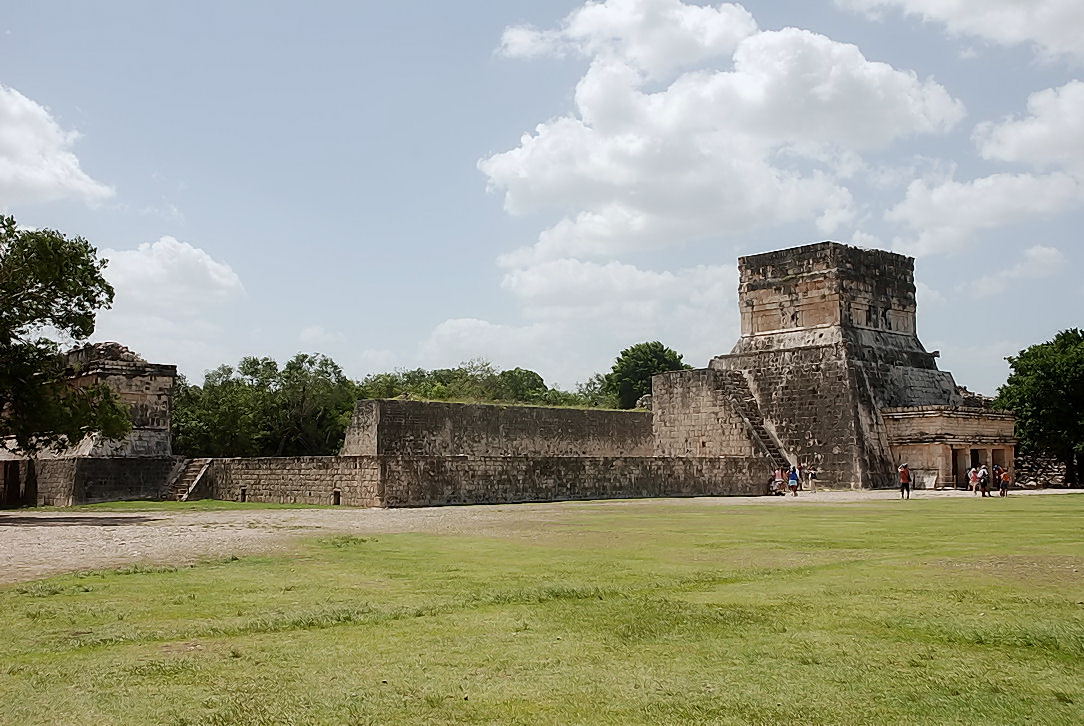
[1,241,1020,507]
[0,343,178,506]
[62,343,176,457]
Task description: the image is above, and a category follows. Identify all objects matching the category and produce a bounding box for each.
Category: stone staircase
[717,370,790,469]
[166,458,212,501]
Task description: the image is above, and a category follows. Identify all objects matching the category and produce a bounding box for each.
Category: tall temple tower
[653,241,1014,489]
[710,242,959,487]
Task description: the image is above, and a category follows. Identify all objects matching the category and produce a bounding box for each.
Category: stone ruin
[653,242,1016,490]
[1,343,179,506]
[0,241,1018,507]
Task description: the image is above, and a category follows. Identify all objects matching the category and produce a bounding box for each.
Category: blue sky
[2,1,1081,394]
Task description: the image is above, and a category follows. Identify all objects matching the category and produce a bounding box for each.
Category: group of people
[896,462,1012,499]
[966,463,1011,497]
[770,464,817,496]
[769,462,1014,498]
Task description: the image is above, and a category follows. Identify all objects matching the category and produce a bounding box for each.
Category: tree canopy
[354,359,613,408]
[0,216,130,454]
[996,329,1084,484]
[604,341,691,409]
[173,355,624,457]
[172,354,361,458]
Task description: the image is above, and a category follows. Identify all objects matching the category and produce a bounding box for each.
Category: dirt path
[0,489,1076,584]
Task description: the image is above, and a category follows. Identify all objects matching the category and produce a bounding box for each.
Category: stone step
[165,458,212,501]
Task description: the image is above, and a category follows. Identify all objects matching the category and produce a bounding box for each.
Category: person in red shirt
[898,463,911,499]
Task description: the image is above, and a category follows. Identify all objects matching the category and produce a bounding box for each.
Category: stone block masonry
[341,399,654,457]
[196,454,766,508]
[0,457,176,506]
[207,457,382,507]
[378,455,765,507]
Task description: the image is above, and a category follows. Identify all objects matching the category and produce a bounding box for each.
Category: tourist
[979,464,991,497]
[788,466,800,496]
[773,467,786,495]
[1000,468,1011,497]
[898,463,911,499]
[806,465,818,493]
[797,462,805,490]
[968,466,979,493]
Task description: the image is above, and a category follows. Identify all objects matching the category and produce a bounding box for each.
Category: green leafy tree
[493,367,547,402]
[604,341,691,409]
[267,354,360,456]
[351,358,630,409]
[172,353,360,457]
[0,216,129,454]
[996,329,1084,484]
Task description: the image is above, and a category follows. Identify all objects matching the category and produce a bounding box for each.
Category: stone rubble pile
[1013,454,1067,488]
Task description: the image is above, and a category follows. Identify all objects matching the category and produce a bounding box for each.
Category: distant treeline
[171,341,691,458]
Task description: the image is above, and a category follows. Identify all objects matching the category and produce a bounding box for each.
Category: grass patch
[0,495,1081,724]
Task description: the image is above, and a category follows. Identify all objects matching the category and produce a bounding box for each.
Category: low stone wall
[195,454,765,508]
[73,457,177,504]
[207,457,381,507]
[29,460,78,506]
[378,455,764,507]
[341,399,654,457]
[0,457,174,506]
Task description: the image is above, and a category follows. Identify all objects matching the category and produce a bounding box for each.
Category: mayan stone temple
[1,241,1015,507]
[653,241,1016,490]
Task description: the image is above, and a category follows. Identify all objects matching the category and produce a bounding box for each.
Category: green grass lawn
[2,496,1082,725]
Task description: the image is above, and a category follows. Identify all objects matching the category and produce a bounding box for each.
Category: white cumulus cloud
[483,18,964,265]
[423,258,740,386]
[974,81,1084,174]
[0,83,113,207]
[500,0,758,78]
[93,237,244,375]
[836,0,1084,62]
[102,237,244,311]
[886,173,1084,255]
[501,258,734,325]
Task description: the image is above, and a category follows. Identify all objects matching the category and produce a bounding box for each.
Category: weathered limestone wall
[208,457,382,507]
[29,460,78,507]
[341,399,654,457]
[651,369,760,458]
[196,453,765,508]
[738,242,919,338]
[712,346,869,488]
[881,407,1015,443]
[73,457,177,504]
[0,457,173,506]
[378,455,765,507]
[65,343,177,457]
[342,401,378,457]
